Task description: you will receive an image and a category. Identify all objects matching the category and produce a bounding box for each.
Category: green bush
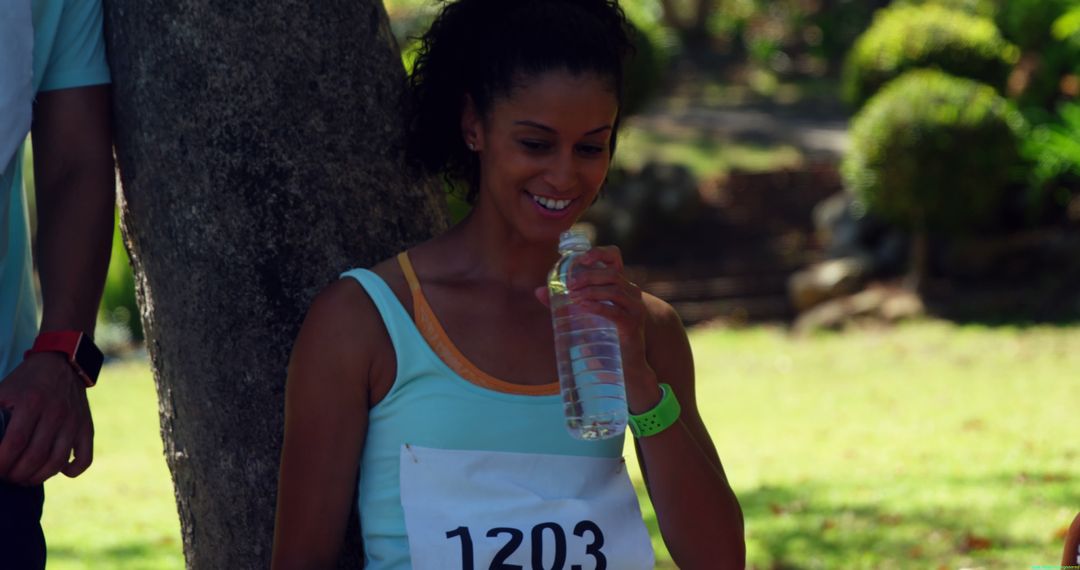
[995,0,1073,51]
[842,4,1018,107]
[996,0,1080,111]
[843,70,1027,233]
[1024,102,1080,191]
[893,0,996,18]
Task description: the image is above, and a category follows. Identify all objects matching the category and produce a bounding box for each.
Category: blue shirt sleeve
[38,0,111,92]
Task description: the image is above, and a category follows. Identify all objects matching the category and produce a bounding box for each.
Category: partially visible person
[1063,511,1080,567]
[0,0,115,568]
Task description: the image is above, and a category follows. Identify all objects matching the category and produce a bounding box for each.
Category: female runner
[272,1,744,568]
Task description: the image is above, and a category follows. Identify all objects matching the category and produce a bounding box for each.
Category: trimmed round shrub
[843,70,1028,233]
[893,0,996,18]
[842,4,1018,107]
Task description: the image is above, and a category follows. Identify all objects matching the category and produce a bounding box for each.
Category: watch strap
[24,331,103,387]
[628,383,680,438]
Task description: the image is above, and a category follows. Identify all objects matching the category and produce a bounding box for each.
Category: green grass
[613,124,804,181]
[42,321,1080,568]
[40,360,182,570]
[629,321,1080,569]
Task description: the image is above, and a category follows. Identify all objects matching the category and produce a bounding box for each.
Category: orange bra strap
[397,251,422,294]
[394,252,559,396]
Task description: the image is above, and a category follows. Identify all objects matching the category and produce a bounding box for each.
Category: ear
[460,93,484,152]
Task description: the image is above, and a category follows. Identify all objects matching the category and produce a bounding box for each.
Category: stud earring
[467,142,477,151]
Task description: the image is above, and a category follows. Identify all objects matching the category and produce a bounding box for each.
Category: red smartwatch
[24,331,104,387]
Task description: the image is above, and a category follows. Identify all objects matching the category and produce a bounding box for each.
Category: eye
[519,139,552,152]
[575,144,607,158]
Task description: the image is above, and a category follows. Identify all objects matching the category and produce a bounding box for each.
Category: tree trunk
[102,1,448,566]
[906,228,930,293]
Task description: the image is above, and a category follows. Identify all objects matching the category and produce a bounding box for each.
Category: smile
[529,192,573,211]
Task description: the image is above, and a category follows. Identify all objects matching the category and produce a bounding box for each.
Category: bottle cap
[558,229,591,253]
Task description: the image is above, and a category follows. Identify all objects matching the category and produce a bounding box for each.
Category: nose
[543,151,576,194]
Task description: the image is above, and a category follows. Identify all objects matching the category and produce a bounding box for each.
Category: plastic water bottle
[548,229,627,440]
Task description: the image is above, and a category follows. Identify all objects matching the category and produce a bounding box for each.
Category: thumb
[534,286,551,309]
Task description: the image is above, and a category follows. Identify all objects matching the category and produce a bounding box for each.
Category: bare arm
[553,245,745,569]
[0,85,114,484]
[1063,512,1080,566]
[633,301,745,569]
[272,280,381,569]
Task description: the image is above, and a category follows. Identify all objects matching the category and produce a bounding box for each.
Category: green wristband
[628,383,681,438]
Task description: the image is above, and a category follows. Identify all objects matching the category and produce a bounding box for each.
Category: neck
[439,205,562,291]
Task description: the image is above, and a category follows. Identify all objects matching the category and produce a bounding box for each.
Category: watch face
[75,336,105,383]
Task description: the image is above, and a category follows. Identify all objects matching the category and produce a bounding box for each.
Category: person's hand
[534,245,662,413]
[0,352,94,485]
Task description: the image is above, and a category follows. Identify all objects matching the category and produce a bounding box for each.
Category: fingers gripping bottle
[548,229,627,440]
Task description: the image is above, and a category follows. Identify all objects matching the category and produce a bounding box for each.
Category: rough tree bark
[102,1,447,566]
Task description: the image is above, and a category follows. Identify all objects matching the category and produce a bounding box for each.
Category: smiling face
[463,70,619,243]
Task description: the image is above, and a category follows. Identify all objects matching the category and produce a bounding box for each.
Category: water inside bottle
[550,279,627,440]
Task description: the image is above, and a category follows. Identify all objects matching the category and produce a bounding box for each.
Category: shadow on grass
[732,473,1077,570]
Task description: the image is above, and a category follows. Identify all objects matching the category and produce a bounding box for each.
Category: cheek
[582,161,610,191]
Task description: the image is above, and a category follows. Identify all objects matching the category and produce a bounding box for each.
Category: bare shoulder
[288,277,393,405]
[302,278,383,347]
[370,255,412,313]
[642,293,690,352]
[641,293,696,396]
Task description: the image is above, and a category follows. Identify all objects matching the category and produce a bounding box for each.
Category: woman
[272,1,744,568]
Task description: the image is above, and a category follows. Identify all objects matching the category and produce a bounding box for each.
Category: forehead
[487,71,619,132]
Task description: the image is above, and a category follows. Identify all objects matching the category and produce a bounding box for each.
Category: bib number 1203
[445,520,606,570]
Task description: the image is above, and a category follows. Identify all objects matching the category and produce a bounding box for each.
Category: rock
[788,255,873,312]
[793,286,925,333]
[812,191,909,276]
[880,290,925,322]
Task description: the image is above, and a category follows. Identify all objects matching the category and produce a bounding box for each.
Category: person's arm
[272,279,380,569]
[1063,512,1080,566]
[0,85,114,485]
[632,301,745,569]
[550,245,745,569]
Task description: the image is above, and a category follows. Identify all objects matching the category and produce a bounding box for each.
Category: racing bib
[399,445,655,570]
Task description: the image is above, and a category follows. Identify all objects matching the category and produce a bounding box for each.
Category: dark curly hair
[407,0,635,203]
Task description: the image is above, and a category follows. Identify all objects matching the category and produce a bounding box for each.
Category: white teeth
[531,193,571,211]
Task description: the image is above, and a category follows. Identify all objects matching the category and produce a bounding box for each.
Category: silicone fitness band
[628,383,681,438]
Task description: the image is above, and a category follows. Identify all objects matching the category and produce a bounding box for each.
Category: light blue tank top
[341,268,624,569]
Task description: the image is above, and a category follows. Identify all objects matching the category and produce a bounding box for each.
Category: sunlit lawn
[613,123,805,181]
[42,321,1079,568]
[40,360,182,570]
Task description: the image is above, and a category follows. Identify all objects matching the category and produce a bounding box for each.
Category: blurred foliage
[842,4,1018,108]
[996,0,1080,111]
[843,70,1027,234]
[622,6,679,115]
[100,215,142,341]
[1024,102,1080,208]
[705,0,885,82]
[893,0,995,17]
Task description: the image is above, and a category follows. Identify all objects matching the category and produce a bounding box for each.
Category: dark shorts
[0,481,46,570]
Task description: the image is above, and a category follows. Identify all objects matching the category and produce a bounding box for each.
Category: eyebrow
[513,120,612,136]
